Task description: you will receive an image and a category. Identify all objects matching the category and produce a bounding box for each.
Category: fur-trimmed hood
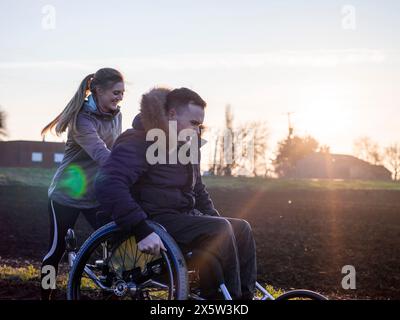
[138,87,171,132]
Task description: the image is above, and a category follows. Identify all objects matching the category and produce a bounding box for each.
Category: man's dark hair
[165,87,206,113]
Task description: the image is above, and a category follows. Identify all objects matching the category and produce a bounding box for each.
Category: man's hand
[137,232,167,256]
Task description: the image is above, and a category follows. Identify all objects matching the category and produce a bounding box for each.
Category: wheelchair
[66,220,327,300]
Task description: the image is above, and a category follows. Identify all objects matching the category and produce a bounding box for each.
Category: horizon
[1,0,399,157]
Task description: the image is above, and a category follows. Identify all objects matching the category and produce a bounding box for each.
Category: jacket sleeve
[72,113,111,166]
[94,134,154,241]
[193,165,220,217]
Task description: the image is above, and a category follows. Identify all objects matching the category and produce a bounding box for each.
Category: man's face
[168,103,205,136]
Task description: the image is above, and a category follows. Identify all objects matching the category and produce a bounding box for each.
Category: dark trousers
[41,199,100,299]
[151,212,257,300]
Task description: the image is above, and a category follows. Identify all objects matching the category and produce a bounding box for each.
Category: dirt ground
[1,185,399,299]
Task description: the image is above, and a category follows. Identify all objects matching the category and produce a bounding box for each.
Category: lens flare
[59,164,87,198]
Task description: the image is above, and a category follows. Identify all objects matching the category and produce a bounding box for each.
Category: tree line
[204,105,400,181]
[0,104,399,180]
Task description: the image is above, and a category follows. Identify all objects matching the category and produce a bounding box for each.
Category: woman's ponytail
[41,68,124,137]
[41,74,94,137]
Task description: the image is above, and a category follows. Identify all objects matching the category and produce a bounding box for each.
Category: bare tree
[223,104,235,176]
[215,132,226,176]
[232,123,251,176]
[207,128,223,176]
[384,143,400,181]
[209,130,219,175]
[221,121,269,176]
[353,136,382,165]
[209,106,269,177]
[206,126,225,176]
[0,107,7,140]
[248,121,269,176]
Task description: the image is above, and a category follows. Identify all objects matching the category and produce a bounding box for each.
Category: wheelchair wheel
[275,289,328,300]
[67,221,189,300]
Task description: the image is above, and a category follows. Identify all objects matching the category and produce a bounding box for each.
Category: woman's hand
[137,232,167,256]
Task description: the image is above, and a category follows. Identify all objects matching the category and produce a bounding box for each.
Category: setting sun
[294,84,358,152]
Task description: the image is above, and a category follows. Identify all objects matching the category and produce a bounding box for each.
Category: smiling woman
[40,68,125,300]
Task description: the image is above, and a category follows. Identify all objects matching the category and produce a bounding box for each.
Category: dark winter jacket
[95,88,219,241]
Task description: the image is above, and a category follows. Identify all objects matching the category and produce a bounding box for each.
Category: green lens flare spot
[59,164,87,198]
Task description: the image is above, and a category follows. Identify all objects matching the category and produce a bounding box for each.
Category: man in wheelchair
[95,87,257,300]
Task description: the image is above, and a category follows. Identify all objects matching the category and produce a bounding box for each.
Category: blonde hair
[41,68,124,137]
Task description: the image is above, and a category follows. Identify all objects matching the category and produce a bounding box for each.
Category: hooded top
[48,94,122,208]
[95,87,219,242]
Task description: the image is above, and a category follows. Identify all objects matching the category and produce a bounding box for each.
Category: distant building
[0,140,65,168]
[293,152,392,181]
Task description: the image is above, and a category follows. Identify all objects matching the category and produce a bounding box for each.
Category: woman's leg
[41,200,80,300]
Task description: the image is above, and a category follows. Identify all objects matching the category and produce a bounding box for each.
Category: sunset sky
[1,0,399,159]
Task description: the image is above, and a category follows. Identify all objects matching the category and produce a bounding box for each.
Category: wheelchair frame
[65,221,326,300]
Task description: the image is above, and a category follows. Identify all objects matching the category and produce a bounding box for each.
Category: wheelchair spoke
[121,239,127,271]
[69,225,185,300]
[128,236,135,267]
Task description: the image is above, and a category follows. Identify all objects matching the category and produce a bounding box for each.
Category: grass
[0,264,68,288]
[0,263,283,299]
[1,166,399,190]
[0,167,56,187]
[0,264,39,282]
[202,175,400,191]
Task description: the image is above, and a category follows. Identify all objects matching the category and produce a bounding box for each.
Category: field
[0,168,399,299]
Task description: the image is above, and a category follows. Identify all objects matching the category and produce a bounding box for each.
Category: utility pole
[282,112,295,139]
